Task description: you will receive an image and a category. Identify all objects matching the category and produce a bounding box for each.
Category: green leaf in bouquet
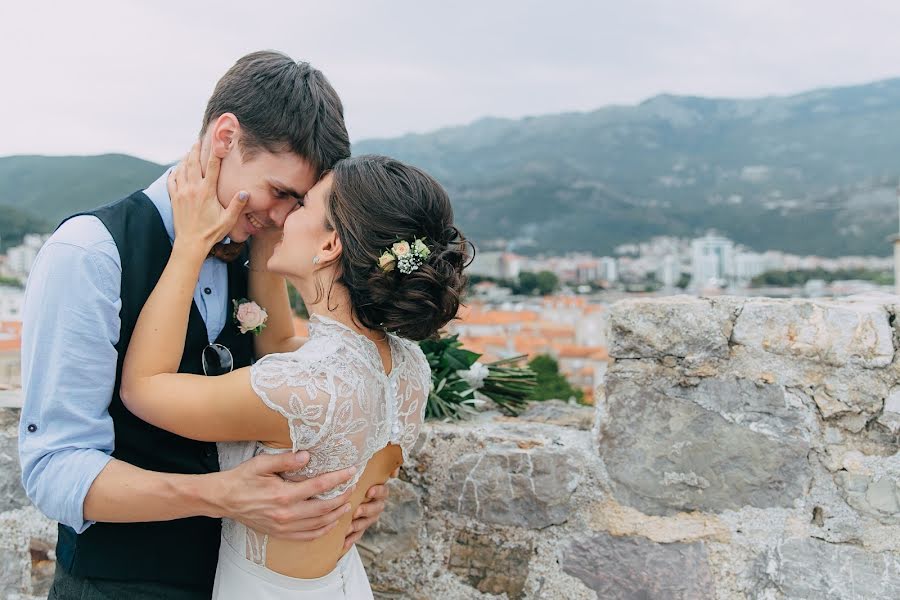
[444,347,481,370]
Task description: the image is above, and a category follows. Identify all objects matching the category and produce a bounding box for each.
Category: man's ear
[319,230,343,265]
[209,113,240,159]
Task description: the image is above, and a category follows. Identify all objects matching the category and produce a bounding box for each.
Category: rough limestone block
[752,538,900,599]
[877,387,900,433]
[732,299,894,368]
[600,375,810,515]
[667,376,809,439]
[0,546,27,598]
[359,478,423,562]
[561,532,714,600]
[448,529,532,599]
[440,447,580,528]
[0,436,28,513]
[608,296,735,360]
[516,400,594,430]
[834,471,900,524]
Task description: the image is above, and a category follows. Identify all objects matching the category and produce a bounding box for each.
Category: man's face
[214,147,317,243]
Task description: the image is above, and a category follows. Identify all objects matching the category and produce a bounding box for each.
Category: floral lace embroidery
[218,314,431,567]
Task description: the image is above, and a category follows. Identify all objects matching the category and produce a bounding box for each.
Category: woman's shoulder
[392,336,432,383]
[251,336,346,381]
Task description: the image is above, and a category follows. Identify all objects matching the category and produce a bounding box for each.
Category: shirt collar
[143,168,176,243]
[142,166,232,245]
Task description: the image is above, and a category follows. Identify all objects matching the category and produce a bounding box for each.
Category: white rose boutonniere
[233,299,268,335]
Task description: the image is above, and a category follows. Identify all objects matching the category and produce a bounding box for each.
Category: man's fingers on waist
[366,484,388,500]
[282,482,356,511]
[298,467,357,495]
[251,450,310,474]
[290,503,352,531]
[281,519,341,542]
[353,499,384,520]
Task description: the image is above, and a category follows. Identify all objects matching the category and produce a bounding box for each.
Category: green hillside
[0,154,165,228]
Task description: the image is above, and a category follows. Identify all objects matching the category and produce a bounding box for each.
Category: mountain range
[5,78,900,256]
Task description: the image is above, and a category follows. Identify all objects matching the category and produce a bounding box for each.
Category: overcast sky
[4,0,900,163]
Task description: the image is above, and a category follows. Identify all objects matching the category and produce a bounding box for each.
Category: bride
[119,144,469,598]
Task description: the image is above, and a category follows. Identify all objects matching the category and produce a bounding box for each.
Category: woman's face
[267,172,336,279]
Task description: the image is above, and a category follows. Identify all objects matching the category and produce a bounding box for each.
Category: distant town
[0,230,894,404]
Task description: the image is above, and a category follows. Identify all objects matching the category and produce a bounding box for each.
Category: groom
[19,51,392,599]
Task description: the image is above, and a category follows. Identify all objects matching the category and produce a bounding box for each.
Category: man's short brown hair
[202,50,350,173]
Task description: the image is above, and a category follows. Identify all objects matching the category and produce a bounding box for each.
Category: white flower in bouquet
[456,361,490,391]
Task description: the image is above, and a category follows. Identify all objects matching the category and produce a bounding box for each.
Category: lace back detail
[218,315,431,567]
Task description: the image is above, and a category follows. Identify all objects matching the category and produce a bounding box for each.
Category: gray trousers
[48,564,212,600]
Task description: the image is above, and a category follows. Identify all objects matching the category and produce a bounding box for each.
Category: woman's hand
[167,141,247,257]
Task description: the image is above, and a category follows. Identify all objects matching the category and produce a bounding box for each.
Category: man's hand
[342,466,399,551]
[212,450,357,542]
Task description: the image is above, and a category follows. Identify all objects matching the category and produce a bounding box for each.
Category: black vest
[55,191,254,588]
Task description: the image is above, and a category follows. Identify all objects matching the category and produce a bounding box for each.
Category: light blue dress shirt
[19,170,231,533]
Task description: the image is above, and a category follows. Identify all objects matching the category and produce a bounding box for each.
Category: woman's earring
[312,256,320,265]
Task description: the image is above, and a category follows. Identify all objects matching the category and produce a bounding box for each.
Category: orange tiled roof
[555,345,608,359]
[461,335,509,347]
[0,338,21,352]
[0,321,22,336]
[456,306,539,325]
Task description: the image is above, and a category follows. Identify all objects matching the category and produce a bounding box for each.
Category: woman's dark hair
[323,155,471,341]
[202,50,350,174]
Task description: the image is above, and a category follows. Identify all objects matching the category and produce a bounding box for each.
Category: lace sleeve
[393,340,433,461]
[249,342,375,484]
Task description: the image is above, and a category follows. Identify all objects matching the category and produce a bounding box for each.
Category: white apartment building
[5,234,48,279]
[691,232,735,288]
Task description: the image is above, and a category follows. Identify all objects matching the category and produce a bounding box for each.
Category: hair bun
[367,234,471,340]
[326,155,473,341]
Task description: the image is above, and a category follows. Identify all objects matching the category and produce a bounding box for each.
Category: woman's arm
[120,143,288,445]
[248,230,307,357]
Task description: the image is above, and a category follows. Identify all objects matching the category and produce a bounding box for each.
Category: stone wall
[2,295,900,599]
[0,408,56,600]
[363,295,900,599]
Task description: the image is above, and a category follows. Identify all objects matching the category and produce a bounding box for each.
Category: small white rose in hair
[378,251,396,272]
[392,241,411,257]
[414,238,431,258]
[233,299,268,335]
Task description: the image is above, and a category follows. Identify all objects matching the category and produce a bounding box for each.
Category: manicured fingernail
[239,191,249,201]
[296,451,309,464]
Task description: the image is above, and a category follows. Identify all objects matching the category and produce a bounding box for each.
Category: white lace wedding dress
[212,314,431,599]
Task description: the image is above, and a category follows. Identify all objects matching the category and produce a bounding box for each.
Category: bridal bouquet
[419,334,537,420]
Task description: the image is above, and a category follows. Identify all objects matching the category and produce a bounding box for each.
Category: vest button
[26,423,37,433]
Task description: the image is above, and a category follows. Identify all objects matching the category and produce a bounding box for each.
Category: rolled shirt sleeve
[18,216,122,533]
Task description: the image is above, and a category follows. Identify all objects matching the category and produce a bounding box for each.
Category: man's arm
[84,451,357,541]
[19,221,122,532]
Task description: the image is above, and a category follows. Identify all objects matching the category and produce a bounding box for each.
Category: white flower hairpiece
[378,237,431,274]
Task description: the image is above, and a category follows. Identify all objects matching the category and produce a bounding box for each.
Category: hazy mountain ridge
[5,78,900,256]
